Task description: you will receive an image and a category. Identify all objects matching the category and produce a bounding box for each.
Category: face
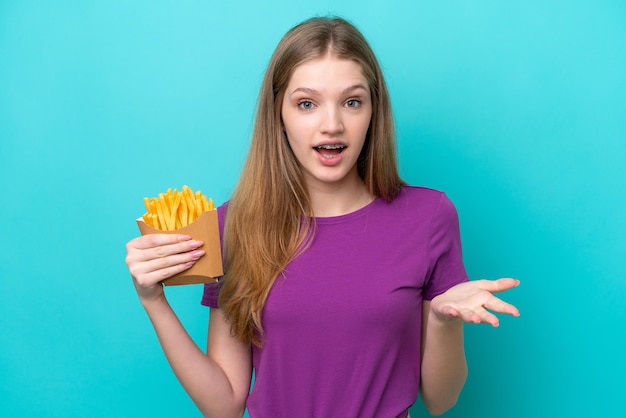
[281,55,372,191]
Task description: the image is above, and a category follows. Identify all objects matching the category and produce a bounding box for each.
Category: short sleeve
[423,193,469,300]
[200,202,228,308]
[201,282,220,308]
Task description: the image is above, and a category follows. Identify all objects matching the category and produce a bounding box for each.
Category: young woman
[125,16,520,418]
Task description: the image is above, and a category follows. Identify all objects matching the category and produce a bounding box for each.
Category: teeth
[316,144,345,150]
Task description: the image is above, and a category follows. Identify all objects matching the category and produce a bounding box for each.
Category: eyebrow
[289,83,369,97]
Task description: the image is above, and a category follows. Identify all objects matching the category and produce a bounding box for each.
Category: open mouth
[314,144,346,159]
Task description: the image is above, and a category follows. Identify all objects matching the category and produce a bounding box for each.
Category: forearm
[420,311,468,416]
[142,297,246,418]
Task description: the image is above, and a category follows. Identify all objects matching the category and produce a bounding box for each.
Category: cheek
[281,107,297,137]
[352,114,372,142]
[283,127,304,155]
[283,116,313,147]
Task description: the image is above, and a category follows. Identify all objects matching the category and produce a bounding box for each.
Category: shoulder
[217,200,230,221]
[217,201,230,215]
[365,186,458,230]
[388,185,455,213]
[215,201,230,236]
[383,185,461,227]
[396,185,445,202]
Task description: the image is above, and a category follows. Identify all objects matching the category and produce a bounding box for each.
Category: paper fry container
[136,210,223,286]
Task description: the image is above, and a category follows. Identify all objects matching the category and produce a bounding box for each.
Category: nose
[320,105,344,135]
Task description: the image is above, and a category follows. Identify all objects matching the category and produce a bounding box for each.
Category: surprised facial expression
[281,56,372,191]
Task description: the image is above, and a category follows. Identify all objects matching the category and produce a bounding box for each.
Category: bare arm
[420,278,520,416]
[420,300,467,416]
[127,234,252,417]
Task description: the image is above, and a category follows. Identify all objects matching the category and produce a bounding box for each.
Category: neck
[306,174,374,217]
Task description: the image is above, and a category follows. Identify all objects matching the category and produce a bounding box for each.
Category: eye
[297,100,315,110]
[345,99,361,108]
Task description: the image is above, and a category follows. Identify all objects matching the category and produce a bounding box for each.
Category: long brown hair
[218,16,404,346]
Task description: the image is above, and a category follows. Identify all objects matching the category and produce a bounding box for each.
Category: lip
[312,141,348,148]
[313,143,347,166]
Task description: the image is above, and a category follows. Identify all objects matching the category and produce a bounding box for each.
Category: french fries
[141,185,215,231]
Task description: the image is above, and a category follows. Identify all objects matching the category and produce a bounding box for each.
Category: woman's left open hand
[430,278,521,327]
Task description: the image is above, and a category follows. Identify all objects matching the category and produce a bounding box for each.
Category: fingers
[437,292,520,328]
[483,294,520,318]
[479,279,521,324]
[474,277,520,294]
[441,304,498,327]
[433,278,521,328]
[442,305,498,327]
[464,291,520,326]
[132,256,197,286]
[457,306,498,327]
[126,234,203,264]
[125,234,205,287]
[128,233,192,251]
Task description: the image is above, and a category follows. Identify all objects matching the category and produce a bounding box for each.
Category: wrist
[139,289,169,312]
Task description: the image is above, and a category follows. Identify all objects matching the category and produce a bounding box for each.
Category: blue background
[1,1,624,417]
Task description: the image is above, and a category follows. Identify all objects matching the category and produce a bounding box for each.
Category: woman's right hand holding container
[125,234,205,303]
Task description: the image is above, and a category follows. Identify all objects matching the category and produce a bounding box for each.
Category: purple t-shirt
[202,186,468,417]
